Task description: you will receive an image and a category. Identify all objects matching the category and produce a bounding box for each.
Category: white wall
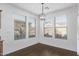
[77,15,79,55]
[0,4,38,55]
[39,6,77,52]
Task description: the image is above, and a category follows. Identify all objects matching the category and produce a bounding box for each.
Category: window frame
[14,15,26,40]
[43,18,54,38]
[28,18,36,38]
[54,15,67,40]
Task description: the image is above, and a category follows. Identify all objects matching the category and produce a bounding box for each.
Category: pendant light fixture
[39,3,46,20]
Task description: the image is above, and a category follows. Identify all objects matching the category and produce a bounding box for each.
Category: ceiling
[10,3,77,15]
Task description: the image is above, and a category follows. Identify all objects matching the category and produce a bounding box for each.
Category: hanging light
[39,3,45,20]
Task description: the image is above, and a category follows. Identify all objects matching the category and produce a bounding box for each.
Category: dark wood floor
[6,43,77,56]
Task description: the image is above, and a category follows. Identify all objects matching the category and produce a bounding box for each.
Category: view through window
[55,15,67,39]
[43,15,67,39]
[28,17,36,38]
[14,15,26,40]
[44,17,54,37]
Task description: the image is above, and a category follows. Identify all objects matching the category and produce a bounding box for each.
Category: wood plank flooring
[6,43,77,56]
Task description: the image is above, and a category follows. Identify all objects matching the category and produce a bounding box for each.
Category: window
[44,17,54,37]
[28,17,36,38]
[14,15,26,40]
[55,15,67,39]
